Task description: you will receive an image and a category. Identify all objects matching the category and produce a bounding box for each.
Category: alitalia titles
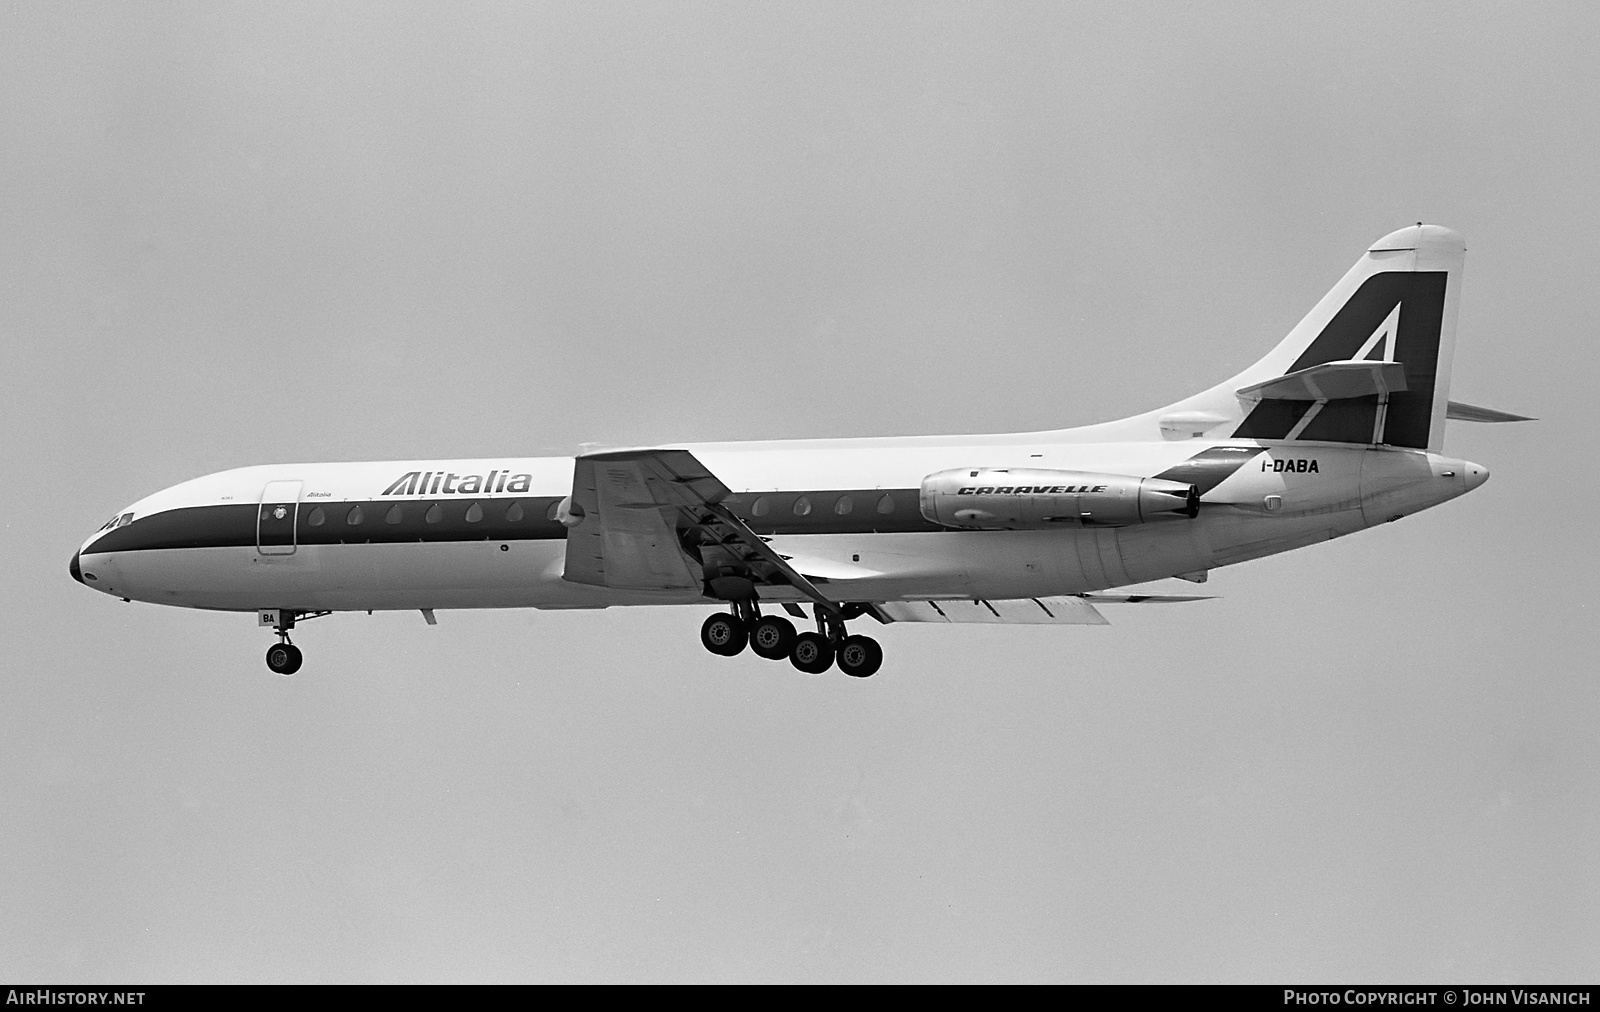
[381,470,533,496]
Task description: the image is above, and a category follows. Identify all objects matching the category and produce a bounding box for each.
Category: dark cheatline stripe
[81,489,943,554]
[86,503,259,553]
[1234,271,1447,448]
[1152,446,1260,496]
[728,489,941,536]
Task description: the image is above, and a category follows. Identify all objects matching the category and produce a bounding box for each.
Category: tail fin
[1137,225,1465,452]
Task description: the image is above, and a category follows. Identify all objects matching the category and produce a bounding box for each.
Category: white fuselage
[68,224,1500,681]
[72,434,1485,615]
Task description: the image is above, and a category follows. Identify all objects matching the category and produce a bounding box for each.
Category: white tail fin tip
[1369,224,1465,253]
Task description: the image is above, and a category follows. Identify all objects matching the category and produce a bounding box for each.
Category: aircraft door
[257,480,303,556]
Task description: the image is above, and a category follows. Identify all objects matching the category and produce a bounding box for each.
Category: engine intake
[919,467,1199,530]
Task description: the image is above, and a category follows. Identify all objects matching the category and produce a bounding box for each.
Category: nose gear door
[257,480,303,556]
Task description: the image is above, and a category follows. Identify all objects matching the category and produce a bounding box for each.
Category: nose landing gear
[259,609,330,675]
[265,641,303,675]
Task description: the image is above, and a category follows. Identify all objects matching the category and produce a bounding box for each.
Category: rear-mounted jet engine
[919,468,1200,530]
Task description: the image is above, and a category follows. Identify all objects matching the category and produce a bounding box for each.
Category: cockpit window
[94,512,135,533]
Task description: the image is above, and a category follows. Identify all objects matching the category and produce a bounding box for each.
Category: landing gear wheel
[700,613,748,656]
[265,642,303,675]
[836,635,883,678]
[749,616,797,660]
[789,632,835,674]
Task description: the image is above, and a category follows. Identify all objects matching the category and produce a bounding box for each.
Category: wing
[876,591,1216,624]
[877,597,1110,625]
[1079,592,1216,604]
[561,448,844,618]
[561,449,716,591]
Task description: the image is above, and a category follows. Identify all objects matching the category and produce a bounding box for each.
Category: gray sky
[3,1,1595,983]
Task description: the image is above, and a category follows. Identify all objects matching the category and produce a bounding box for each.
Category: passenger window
[385,505,403,525]
[424,504,442,524]
[306,506,326,527]
[793,495,812,517]
[876,494,895,514]
[835,495,853,515]
[347,505,364,526]
[506,501,524,522]
[464,502,483,523]
[752,496,770,517]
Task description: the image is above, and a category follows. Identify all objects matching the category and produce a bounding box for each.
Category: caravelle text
[956,484,1110,495]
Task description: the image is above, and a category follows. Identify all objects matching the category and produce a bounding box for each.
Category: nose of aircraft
[69,550,85,585]
[1464,461,1490,491]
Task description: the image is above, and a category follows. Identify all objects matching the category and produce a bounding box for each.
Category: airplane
[70,224,1529,678]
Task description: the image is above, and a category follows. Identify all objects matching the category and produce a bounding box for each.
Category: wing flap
[877,588,1217,624]
[877,597,1109,625]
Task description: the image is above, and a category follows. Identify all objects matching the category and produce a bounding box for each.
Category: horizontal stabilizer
[1446,400,1535,423]
[1238,360,1408,402]
[878,597,1108,625]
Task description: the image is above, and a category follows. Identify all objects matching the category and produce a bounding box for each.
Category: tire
[700,613,748,657]
[789,632,835,674]
[749,616,797,660]
[836,635,883,678]
[265,643,303,675]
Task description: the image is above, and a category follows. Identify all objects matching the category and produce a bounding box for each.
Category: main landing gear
[699,602,883,678]
[261,609,330,675]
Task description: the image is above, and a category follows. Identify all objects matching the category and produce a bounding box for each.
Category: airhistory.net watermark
[5,994,145,1006]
